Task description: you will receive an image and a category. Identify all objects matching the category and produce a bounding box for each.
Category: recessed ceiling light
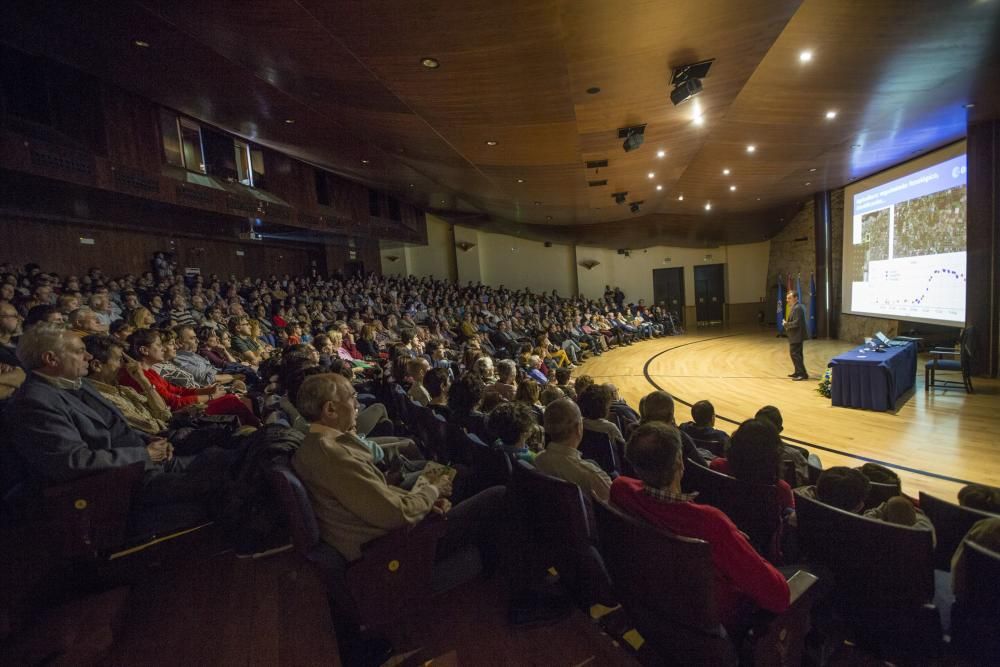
[693,115,705,126]
[722,168,731,175]
[421,57,440,69]
[284,119,295,124]
[808,167,817,172]
[746,145,756,153]
[799,50,813,63]
[657,150,666,158]
[409,184,415,188]
[729,185,737,191]
[825,110,838,120]
[485,140,498,146]
[545,215,553,220]
[516,178,525,183]
[656,185,663,191]
[533,201,542,206]
[678,195,684,201]
[756,197,761,201]
[133,40,150,48]
[647,172,655,179]
[704,202,712,211]
[361,159,369,165]
[586,87,601,95]
[804,182,812,186]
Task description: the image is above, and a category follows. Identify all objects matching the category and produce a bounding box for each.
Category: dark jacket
[786,302,807,344]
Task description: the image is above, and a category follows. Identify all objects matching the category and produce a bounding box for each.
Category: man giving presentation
[785,291,808,380]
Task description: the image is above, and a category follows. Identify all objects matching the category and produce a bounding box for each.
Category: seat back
[951,539,1000,664]
[41,462,145,560]
[510,461,612,605]
[268,464,321,558]
[682,458,782,560]
[591,499,736,665]
[688,435,727,458]
[794,489,934,607]
[390,383,410,426]
[579,429,618,475]
[959,325,975,372]
[409,401,447,462]
[466,433,512,490]
[918,491,999,571]
[864,480,902,510]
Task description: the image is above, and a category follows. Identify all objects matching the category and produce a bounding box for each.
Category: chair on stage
[591,499,819,666]
[925,326,975,394]
[918,491,999,571]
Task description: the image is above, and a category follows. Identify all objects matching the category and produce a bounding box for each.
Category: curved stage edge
[577,328,1000,501]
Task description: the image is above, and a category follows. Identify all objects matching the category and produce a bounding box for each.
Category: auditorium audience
[679,399,731,457]
[798,467,934,532]
[638,390,708,465]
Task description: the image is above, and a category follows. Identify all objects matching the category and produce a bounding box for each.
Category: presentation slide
[842,142,966,327]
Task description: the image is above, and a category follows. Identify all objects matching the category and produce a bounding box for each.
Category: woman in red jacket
[121,328,260,427]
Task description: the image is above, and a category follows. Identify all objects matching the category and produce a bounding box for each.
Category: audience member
[535,397,611,501]
[799,466,934,532]
[638,390,707,464]
[679,400,731,457]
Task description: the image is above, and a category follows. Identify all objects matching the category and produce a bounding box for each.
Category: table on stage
[828,342,917,411]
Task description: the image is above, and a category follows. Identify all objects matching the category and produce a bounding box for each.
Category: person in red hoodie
[609,421,790,628]
[120,328,260,427]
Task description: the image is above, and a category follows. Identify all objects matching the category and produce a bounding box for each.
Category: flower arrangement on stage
[816,367,832,398]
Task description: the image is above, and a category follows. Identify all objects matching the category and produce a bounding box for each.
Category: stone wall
[767,188,904,341]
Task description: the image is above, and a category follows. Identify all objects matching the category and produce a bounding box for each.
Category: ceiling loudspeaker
[670,59,714,106]
[612,191,628,205]
[618,124,647,153]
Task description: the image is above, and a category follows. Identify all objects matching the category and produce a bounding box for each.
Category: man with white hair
[4,323,227,518]
[69,307,107,334]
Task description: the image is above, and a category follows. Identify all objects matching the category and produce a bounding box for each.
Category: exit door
[694,264,725,326]
[652,267,685,324]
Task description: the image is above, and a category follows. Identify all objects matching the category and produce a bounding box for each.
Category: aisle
[576,327,1000,501]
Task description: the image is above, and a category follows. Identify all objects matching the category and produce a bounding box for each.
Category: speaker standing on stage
[784,291,808,380]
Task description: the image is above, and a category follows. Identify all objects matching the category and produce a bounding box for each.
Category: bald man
[535,397,611,502]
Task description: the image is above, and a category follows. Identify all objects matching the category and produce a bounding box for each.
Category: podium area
[579,327,1000,502]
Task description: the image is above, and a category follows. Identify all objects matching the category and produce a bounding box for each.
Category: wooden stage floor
[577,327,1000,502]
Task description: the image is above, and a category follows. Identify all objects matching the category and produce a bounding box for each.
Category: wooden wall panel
[264,152,317,211]
[102,86,161,174]
[0,215,323,280]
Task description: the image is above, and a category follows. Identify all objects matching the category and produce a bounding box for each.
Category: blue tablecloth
[828,342,917,411]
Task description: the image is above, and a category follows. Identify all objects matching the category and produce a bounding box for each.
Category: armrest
[746,570,822,666]
[929,348,959,355]
[346,515,448,625]
[42,463,145,560]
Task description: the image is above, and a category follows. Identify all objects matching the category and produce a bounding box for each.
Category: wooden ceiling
[4,0,999,247]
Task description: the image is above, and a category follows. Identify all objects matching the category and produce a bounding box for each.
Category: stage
[577,327,1000,501]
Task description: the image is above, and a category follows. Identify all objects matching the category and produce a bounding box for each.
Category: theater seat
[794,488,941,657]
[592,499,819,666]
[268,462,448,626]
[918,491,999,571]
[510,461,615,608]
[682,458,783,562]
[579,429,619,476]
[949,539,1000,664]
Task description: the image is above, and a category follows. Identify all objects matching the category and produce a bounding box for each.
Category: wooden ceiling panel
[3,0,997,247]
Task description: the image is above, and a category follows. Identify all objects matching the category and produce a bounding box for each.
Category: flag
[775,274,784,334]
[808,273,818,338]
[784,274,793,321]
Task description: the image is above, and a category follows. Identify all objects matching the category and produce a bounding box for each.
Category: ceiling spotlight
[133,40,150,48]
[825,110,838,120]
[722,168,731,175]
[533,201,542,206]
[284,119,295,124]
[669,59,713,106]
[409,184,415,188]
[678,195,684,201]
[799,50,813,63]
[630,202,642,214]
[647,172,655,179]
[729,185,737,191]
[656,184,663,191]
[704,202,712,211]
[621,124,646,152]
[805,181,812,186]
[546,215,553,220]
[693,114,705,126]
[485,140,498,146]
[808,167,817,172]
[420,57,440,69]
[516,178,525,183]
[746,144,756,153]
[361,159,369,165]
[657,150,666,158]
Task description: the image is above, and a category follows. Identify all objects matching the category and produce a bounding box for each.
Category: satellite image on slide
[893,185,966,258]
[849,208,889,282]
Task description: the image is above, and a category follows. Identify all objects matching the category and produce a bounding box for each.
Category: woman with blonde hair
[128,306,156,330]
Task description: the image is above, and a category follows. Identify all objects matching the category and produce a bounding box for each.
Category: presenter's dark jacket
[785,302,808,344]
[4,372,152,485]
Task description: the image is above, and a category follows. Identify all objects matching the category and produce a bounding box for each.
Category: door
[694,264,725,326]
[652,267,685,324]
